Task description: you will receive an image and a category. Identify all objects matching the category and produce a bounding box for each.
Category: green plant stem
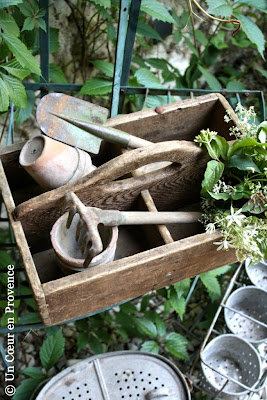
[186,0,199,57]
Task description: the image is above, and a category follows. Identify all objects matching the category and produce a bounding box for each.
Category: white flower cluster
[224,104,258,139]
[212,179,234,195]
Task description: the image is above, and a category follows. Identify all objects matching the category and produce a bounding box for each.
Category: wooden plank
[0,161,51,325]
[43,230,237,325]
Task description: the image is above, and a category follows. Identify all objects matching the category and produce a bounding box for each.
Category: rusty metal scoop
[64,192,201,267]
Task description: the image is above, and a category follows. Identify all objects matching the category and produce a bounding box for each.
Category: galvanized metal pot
[224,285,267,344]
[51,212,118,273]
[201,334,262,398]
[35,351,191,400]
[245,259,267,291]
[19,135,95,190]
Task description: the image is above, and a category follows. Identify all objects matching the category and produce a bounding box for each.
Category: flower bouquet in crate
[195,104,267,264]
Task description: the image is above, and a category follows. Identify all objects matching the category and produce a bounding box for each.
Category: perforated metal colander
[224,286,267,344]
[35,351,191,400]
[246,260,267,291]
[201,334,262,398]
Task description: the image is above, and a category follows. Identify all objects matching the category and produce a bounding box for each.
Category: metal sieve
[35,350,191,400]
[224,286,267,344]
[201,334,262,398]
[245,260,267,291]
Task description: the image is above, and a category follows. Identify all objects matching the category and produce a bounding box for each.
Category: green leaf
[120,301,137,314]
[198,65,222,90]
[226,81,245,91]
[92,60,114,78]
[134,67,163,88]
[214,135,229,160]
[234,0,267,13]
[19,312,41,325]
[12,378,42,400]
[165,332,189,360]
[174,29,182,43]
[115,327,128,340]
[236,14,265,58]
[88,334,103,354]
[228,154,261,173]
[90,0,111,7]
[137,22,162,41]
[141,0,176,25]
[0,33,41,75]
[0,251,14,269]
[195,29,208,46]
[0,60,31,79]
[155,315,166,337]
[22,16,35,31]
[77,332,88,352]
[256,68,267,79]
[169,287,186,320]
[2,74,27,108]
[141,340,159,354]
[36,17,47,32]
[211,31,228,49]
[22,367,46,380]
[78,77,112,95]
[201,160,224,193]
[17,2,33,16]
[184,37,198,56]
[0,10,19,36]
[0,0,22,8]
[173,279,191,298]
[140,295,150,312]
[15,90,35,126]
[145,58,170,71]
[1,310,18,326]
[208,191,230,200]
[136,318,157,338]
[49,28,60,54]
[49,63,68,83]
[39,328,65,371]
[107,22,116,41]
[200,272,221,297]
[0,76,9,112]
[207,1,233,18]
[227,138,260,159]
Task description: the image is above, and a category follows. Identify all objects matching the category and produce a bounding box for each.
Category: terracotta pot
[19,135,95,190]
[51,212,118,274]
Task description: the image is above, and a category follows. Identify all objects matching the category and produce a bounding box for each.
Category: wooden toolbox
[0,93,238,326]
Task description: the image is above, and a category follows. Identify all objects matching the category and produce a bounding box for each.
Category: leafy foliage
[39,328,65,372]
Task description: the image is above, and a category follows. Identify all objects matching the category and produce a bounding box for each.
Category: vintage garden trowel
[37,93,151,154]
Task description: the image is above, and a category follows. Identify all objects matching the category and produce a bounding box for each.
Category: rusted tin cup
[50,212,118,274]
[19,135,95,190]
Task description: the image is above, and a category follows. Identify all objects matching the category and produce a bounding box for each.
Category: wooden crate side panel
[43,230,237,325]
[0,161,51,325]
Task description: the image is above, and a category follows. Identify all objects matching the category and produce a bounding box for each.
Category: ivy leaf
[0,60,31,79]
[22,16,35,31]
[137,22,162,41]
[198,65,222,90]
[78,77,112,95]
[165,332,189,360]
[135,67,163,87]
[2,74,27,108]
[40,328,65,372]
[141,0,176,25]
[49,63,68,83]
[0,0,22,8]
[22,367,46,380]
[141,340,159,354]
[0,76,9,112]
[201,160,224,193]
[0,10,20,36]
[235,14,265,58]
[12,378,42,400]
[0,33,41,75]
[136,318,157,338]
[92,60,114,78]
